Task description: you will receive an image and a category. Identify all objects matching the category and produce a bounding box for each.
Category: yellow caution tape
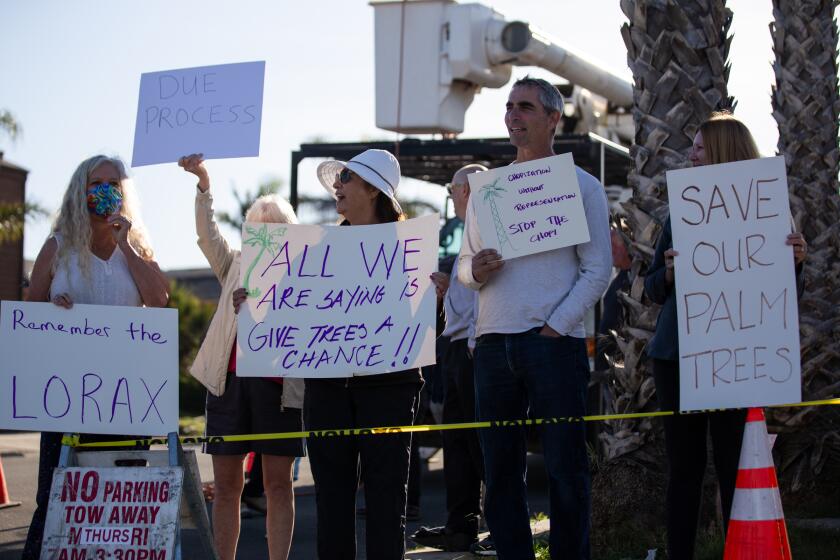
[61,397,840,448]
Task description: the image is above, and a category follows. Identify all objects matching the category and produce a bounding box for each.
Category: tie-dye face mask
[86,183,123,216]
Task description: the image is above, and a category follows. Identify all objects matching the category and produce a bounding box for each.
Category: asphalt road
[0,431,550,559]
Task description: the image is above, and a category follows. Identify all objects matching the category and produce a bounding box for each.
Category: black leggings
[653,359,746,560]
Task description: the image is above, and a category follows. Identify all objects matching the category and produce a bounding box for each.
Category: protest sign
[41,467,183,560]
[666,156,801,411]
[467,153,589,259]
[237,214,439,378]
[131,61,265,167]
[0,302,179,435]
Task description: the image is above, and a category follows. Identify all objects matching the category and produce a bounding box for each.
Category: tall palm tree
[605,0,735,460]
[0,109,21,142]
[0,201,47,243]
[769,0,840,491]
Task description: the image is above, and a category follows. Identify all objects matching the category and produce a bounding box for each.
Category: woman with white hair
[179,153,304,560]
[23,155,170,559]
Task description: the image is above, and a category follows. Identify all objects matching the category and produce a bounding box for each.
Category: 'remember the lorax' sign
[665,156,801,411]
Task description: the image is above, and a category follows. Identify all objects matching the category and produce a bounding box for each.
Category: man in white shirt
[457,77,612,560]
[412,164,486,552]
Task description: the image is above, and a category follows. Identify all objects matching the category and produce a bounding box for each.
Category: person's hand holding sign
[664,248,679,285]
[430,272,450,301]
[472,249,504,283]
[178,153,210,192]
[786,232,807,266]
[233,287,247,314]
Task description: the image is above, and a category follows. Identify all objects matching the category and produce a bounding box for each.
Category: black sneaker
[469,535,496,556]
[410,526,477,552]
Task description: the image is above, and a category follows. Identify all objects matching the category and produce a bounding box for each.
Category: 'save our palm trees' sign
[667,156,801,411]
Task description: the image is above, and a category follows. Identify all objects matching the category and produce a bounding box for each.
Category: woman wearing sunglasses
[306,149,424,560]
[23,155,169,559]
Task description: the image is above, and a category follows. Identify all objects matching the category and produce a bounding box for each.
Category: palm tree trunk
[769,0,840,492]
[605,0,735,461]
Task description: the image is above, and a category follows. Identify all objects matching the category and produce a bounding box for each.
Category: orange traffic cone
[723,408,791,560]
[0,456,21,509]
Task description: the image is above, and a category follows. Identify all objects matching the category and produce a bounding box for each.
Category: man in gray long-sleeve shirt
[457,77,611,560]
[412,164,486,552]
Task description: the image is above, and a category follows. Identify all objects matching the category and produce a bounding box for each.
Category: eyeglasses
[337,168,355,185]
[445,183,466,195]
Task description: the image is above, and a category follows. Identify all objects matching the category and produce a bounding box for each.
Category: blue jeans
[474,329,591,560]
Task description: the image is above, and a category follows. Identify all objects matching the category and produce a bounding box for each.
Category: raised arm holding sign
[178,154,303,560]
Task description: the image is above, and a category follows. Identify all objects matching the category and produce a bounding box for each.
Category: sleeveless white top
[50,234,143,307]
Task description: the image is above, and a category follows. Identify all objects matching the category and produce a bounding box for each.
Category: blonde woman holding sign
[644,112,807,559]
[179,154,304,560]
[23,155,170,559]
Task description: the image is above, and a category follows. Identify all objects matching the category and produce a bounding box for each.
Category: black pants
[653,359,746,560]
[22,432,150,559]
[304,378,422,560]
[407,437,421,509]
[442,339,484,535]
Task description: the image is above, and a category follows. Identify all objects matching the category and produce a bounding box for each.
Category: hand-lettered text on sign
[467,153,590,259]
[0,302,179,435]
[665,156,801,411]
[237,215,439,378]
[131,61,265,167]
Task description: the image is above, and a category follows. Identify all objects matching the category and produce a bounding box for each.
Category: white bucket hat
[316,149,403,215]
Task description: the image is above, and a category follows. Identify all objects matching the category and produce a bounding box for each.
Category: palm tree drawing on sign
[242,224,287,297]
[480,178,516,253]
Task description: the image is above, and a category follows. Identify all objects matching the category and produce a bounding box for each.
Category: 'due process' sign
[0,301,179,435]
[131,61,265,167]
[666,156,801,411]
[236,214,439,378]
[467,153,590,260]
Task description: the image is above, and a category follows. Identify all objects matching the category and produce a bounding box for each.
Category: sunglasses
[336,168,355,185]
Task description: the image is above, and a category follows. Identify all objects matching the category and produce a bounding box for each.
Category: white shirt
[457,166,612,339]
[50,234,142,307]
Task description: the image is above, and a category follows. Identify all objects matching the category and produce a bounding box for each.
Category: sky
[0,0,796,270]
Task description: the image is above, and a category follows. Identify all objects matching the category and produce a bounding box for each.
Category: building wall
[0,154,27,301]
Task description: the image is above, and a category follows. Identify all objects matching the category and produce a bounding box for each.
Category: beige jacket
[188,190,304,409]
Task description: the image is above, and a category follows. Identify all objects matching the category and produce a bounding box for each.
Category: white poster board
[0,302,179,435]
[131,61,265,167]
[666,156,801,411]
[237,215,439,378]
[467,153,589,259]
[41,467,183,560]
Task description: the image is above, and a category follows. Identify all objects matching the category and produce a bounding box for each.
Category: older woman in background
[180,154,304,560]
